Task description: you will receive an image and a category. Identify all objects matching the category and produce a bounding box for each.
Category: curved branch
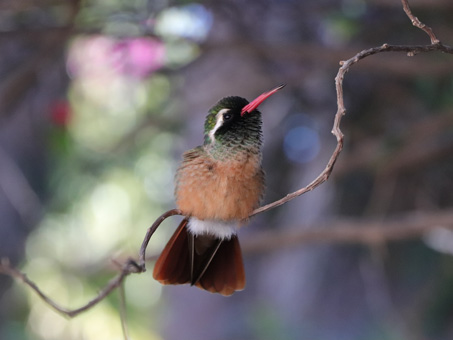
[0,209,184,318]
[250,42,453,218]
[0,258,130,318]
[401,0,440,44]
[137,208,183,270]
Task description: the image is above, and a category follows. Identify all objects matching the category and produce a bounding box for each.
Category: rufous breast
[175,149,264,221]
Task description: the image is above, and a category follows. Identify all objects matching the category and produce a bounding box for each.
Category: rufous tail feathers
[152,218,245,296]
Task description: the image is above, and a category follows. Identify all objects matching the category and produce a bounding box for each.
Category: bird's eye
[223,113,232,120]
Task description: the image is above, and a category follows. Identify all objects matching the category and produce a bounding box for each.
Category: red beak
[241,84,285,116]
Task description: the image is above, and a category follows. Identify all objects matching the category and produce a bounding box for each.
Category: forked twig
[0,258,130,318]
[0,209,184,318]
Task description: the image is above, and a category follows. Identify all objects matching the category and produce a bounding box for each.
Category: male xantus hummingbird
[153,84,285,296]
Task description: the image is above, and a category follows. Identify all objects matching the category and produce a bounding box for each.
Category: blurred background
[1,0,453,339]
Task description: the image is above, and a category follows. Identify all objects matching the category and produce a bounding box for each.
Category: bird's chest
[175,152,264,221]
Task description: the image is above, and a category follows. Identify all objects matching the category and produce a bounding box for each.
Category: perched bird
[153,85,285,296]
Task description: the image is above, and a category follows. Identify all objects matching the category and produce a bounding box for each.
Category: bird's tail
[152,218,245,296]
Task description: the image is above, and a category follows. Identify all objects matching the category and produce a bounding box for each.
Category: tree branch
[248,0,453,216]
[401,0,440,44]
[249,43,453,217]
[0,258,130,318]
[137,208,183,270]
[0,209,183,318]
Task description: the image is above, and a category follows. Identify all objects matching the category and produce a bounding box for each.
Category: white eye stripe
[208,109,229,143]
[218,108,230,116]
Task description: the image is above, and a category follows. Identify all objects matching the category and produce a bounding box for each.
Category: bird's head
[203,84,285,148]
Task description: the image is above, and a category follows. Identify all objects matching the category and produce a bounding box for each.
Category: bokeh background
[1,0,453,339]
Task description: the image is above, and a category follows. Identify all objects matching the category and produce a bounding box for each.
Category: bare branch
[137,208,183,270]
[401,0,440,44]
[250,42,453,218]
[0,209,184,318]
[0,258,127,318]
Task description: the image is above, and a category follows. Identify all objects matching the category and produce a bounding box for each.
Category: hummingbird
[153,84,285,296]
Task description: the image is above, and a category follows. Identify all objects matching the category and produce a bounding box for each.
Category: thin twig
[137,208,182,270]
[401,0,440,44]
[0,209,184,318]
[250,43,453,218]
[0,258,130,318]
[249,0,453,217]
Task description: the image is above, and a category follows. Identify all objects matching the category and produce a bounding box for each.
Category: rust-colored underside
[175,148,264,221]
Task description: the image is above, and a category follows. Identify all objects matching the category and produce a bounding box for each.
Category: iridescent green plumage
[203,96,263,160]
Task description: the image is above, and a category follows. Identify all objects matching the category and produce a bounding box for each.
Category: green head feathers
[201,85,285,158]
[203,96,263,152]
